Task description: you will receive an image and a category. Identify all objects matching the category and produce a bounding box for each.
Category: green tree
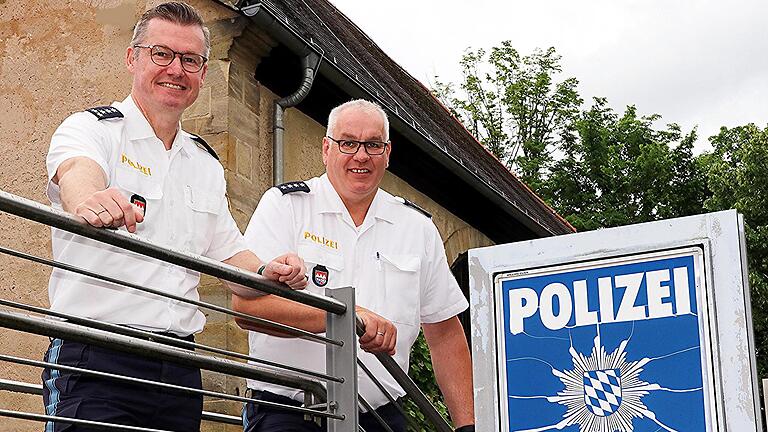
[405,332,450,431]
[543,98,709,231]
[701,124,768,376]
[433,42,581,190]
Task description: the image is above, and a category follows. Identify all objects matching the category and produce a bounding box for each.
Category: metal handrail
[0,379,239,425]
[0,296,340,383]
[0,409,174,432]
[358,395,395,432]
[0,244,339,346]
[0,354,341,420]
[0,190,345,314]
[355,319,453,432]
[0,308,328,400]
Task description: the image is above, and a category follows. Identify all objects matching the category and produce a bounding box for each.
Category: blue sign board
[494,248,712,432]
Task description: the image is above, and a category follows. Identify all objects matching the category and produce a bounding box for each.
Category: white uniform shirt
[46,95,246,335]
[243,174,468,408]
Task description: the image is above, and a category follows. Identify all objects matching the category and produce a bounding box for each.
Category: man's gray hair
[131,2,211,58]
[327,99,390,141]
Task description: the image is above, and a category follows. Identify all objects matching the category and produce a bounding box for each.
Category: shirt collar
[116,95,192,157]
[316,174,396,224]
[115,95,157,142]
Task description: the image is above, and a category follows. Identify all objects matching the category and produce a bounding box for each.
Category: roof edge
[234,1,571,237]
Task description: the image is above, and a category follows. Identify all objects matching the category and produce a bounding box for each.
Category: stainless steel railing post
[326,286,359,432]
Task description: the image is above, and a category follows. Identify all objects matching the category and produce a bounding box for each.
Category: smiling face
[323,107,391,209]
[126,19,207,119]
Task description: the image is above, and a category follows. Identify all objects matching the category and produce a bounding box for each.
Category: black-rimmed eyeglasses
[133,44,208,73]
[326,136,389,155]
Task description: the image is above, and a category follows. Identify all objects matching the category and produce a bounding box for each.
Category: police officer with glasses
[234,99,475,432]
[43,3,306,431]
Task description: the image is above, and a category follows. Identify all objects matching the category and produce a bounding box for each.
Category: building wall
[0,2,492,430]
[1,2,138,430]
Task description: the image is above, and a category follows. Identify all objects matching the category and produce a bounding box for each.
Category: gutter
[236,2,555,237]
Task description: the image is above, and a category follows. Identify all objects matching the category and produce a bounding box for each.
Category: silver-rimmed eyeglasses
[326,136,389,155]
[133,44,208,73]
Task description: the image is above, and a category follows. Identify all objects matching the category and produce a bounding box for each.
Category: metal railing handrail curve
[0,189,345,314]
[0,244,339,346]
[0,353,341,419]
[0,297,341,383]
[0,308,328,400]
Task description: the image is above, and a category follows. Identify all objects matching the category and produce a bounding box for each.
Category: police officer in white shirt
[234,100,476,432]
[42,3,306,431]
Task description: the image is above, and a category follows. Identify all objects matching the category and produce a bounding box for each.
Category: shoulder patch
[189,134,219,160]
[276,181,311,194]
[85,106,123,120]
[396,196,432,218]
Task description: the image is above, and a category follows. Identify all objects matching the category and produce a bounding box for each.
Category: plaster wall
[1,2,141,430]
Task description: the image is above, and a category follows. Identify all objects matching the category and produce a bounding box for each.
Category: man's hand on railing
[355,306,397,355]
[262,253,307,289]
[74,187,144,232]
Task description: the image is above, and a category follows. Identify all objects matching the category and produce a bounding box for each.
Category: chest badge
[130,194,146,216]
[312,264,329,287]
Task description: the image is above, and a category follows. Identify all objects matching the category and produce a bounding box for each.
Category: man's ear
[125,47,136,72]
[322,137,330,166]
[200,63,208,84]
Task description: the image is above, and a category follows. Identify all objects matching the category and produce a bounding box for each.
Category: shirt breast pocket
[297,243,344,293]
[112,167,163,225]
[182,184,221,254]
[378,253,421,327]
[114,166,163,199]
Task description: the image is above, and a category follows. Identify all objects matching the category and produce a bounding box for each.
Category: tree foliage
[406,332,449,431]
[544,97,710,231]
[433,42,581,190]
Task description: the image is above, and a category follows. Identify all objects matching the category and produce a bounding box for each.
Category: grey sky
[329,0,768,151]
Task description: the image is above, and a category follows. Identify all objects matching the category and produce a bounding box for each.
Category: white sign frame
[469,210,761,431]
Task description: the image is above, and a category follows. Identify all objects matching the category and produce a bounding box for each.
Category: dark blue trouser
[242,390,406,432]
[41,337,202,432]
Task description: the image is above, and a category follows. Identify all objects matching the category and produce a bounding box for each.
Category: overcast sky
[329,0,768,152]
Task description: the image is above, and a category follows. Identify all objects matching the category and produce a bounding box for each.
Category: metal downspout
[273,52,321,185]
[237,3,322,185]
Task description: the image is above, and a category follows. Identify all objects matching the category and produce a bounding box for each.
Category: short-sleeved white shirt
[243,174,468,409]
[46,95,246,336]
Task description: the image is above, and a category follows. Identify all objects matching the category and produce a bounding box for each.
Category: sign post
[469,210,762,431]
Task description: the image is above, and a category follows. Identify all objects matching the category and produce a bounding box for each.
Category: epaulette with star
[396,196,432,218]
[276,181,310,194]
[189,134,219,160]
[85,106,123,120]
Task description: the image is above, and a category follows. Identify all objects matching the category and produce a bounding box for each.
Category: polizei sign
[469,211,762,432]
